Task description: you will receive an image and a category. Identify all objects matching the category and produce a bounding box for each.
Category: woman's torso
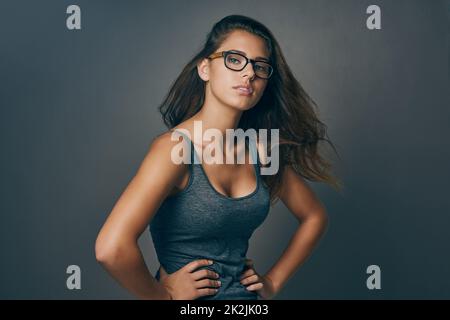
[149,128,271,300]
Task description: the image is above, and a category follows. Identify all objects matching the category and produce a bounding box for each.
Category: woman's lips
[234,87,254,96]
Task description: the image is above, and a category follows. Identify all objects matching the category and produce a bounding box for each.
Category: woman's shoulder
[150,130,177,149]
[145,130,190,177]
[149,128,193,196]
[255,135,292,166]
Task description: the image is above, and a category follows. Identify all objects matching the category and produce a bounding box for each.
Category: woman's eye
[229,57,240,64]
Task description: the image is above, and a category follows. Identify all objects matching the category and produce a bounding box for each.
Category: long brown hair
[159,14,342,205]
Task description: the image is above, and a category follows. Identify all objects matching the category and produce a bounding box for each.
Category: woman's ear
[197,58,210,82]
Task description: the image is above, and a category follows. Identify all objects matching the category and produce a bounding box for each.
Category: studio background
[1,0,449,299]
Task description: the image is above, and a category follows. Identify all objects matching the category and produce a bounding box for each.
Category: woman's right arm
[94,132,185,299]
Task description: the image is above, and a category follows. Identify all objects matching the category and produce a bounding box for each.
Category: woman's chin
[230,100,256,111]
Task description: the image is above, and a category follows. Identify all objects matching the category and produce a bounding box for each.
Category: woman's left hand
[240,258,278,300]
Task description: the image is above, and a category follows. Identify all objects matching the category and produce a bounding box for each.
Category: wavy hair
[159,14,342,205]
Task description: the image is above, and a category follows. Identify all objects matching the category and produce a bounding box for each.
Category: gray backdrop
[1,0,449,299]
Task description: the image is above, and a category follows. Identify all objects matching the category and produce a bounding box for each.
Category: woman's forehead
[219,30,269,57]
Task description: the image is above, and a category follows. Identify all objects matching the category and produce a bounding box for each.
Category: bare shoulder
[149,130,177,153]
[255,135,290,165]
[279,165,326,221]
[279,165,315,196]
[142,130,187,176]
[94,131,190,242]
[148,130,192,190]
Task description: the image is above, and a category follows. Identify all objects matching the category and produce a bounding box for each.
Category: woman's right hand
[159,259,221,300]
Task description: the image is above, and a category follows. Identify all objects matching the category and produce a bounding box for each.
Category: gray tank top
[149,129,271,300]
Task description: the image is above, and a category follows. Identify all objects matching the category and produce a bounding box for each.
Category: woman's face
[198,30,270,112]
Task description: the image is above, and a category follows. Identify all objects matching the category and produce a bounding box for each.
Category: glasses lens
[225,53,246,70]
[254,62,273,79]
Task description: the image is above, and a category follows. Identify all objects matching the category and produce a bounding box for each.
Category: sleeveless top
[149,129,271,300]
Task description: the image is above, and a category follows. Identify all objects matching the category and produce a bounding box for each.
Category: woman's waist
[157,254,248,281]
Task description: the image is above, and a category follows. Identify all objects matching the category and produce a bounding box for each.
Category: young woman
[95,15,341,300]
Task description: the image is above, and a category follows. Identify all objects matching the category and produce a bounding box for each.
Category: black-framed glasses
[207,50,274,79]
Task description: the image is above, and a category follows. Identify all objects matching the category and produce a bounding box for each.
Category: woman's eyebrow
[230,49,269,62]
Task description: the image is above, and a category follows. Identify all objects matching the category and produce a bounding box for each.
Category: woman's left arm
[240,165,329,299]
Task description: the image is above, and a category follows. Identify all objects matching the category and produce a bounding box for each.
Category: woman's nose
[241,62,256,79]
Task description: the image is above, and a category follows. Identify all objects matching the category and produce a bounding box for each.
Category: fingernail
[218,281,221,286]
[209,260,213,264]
